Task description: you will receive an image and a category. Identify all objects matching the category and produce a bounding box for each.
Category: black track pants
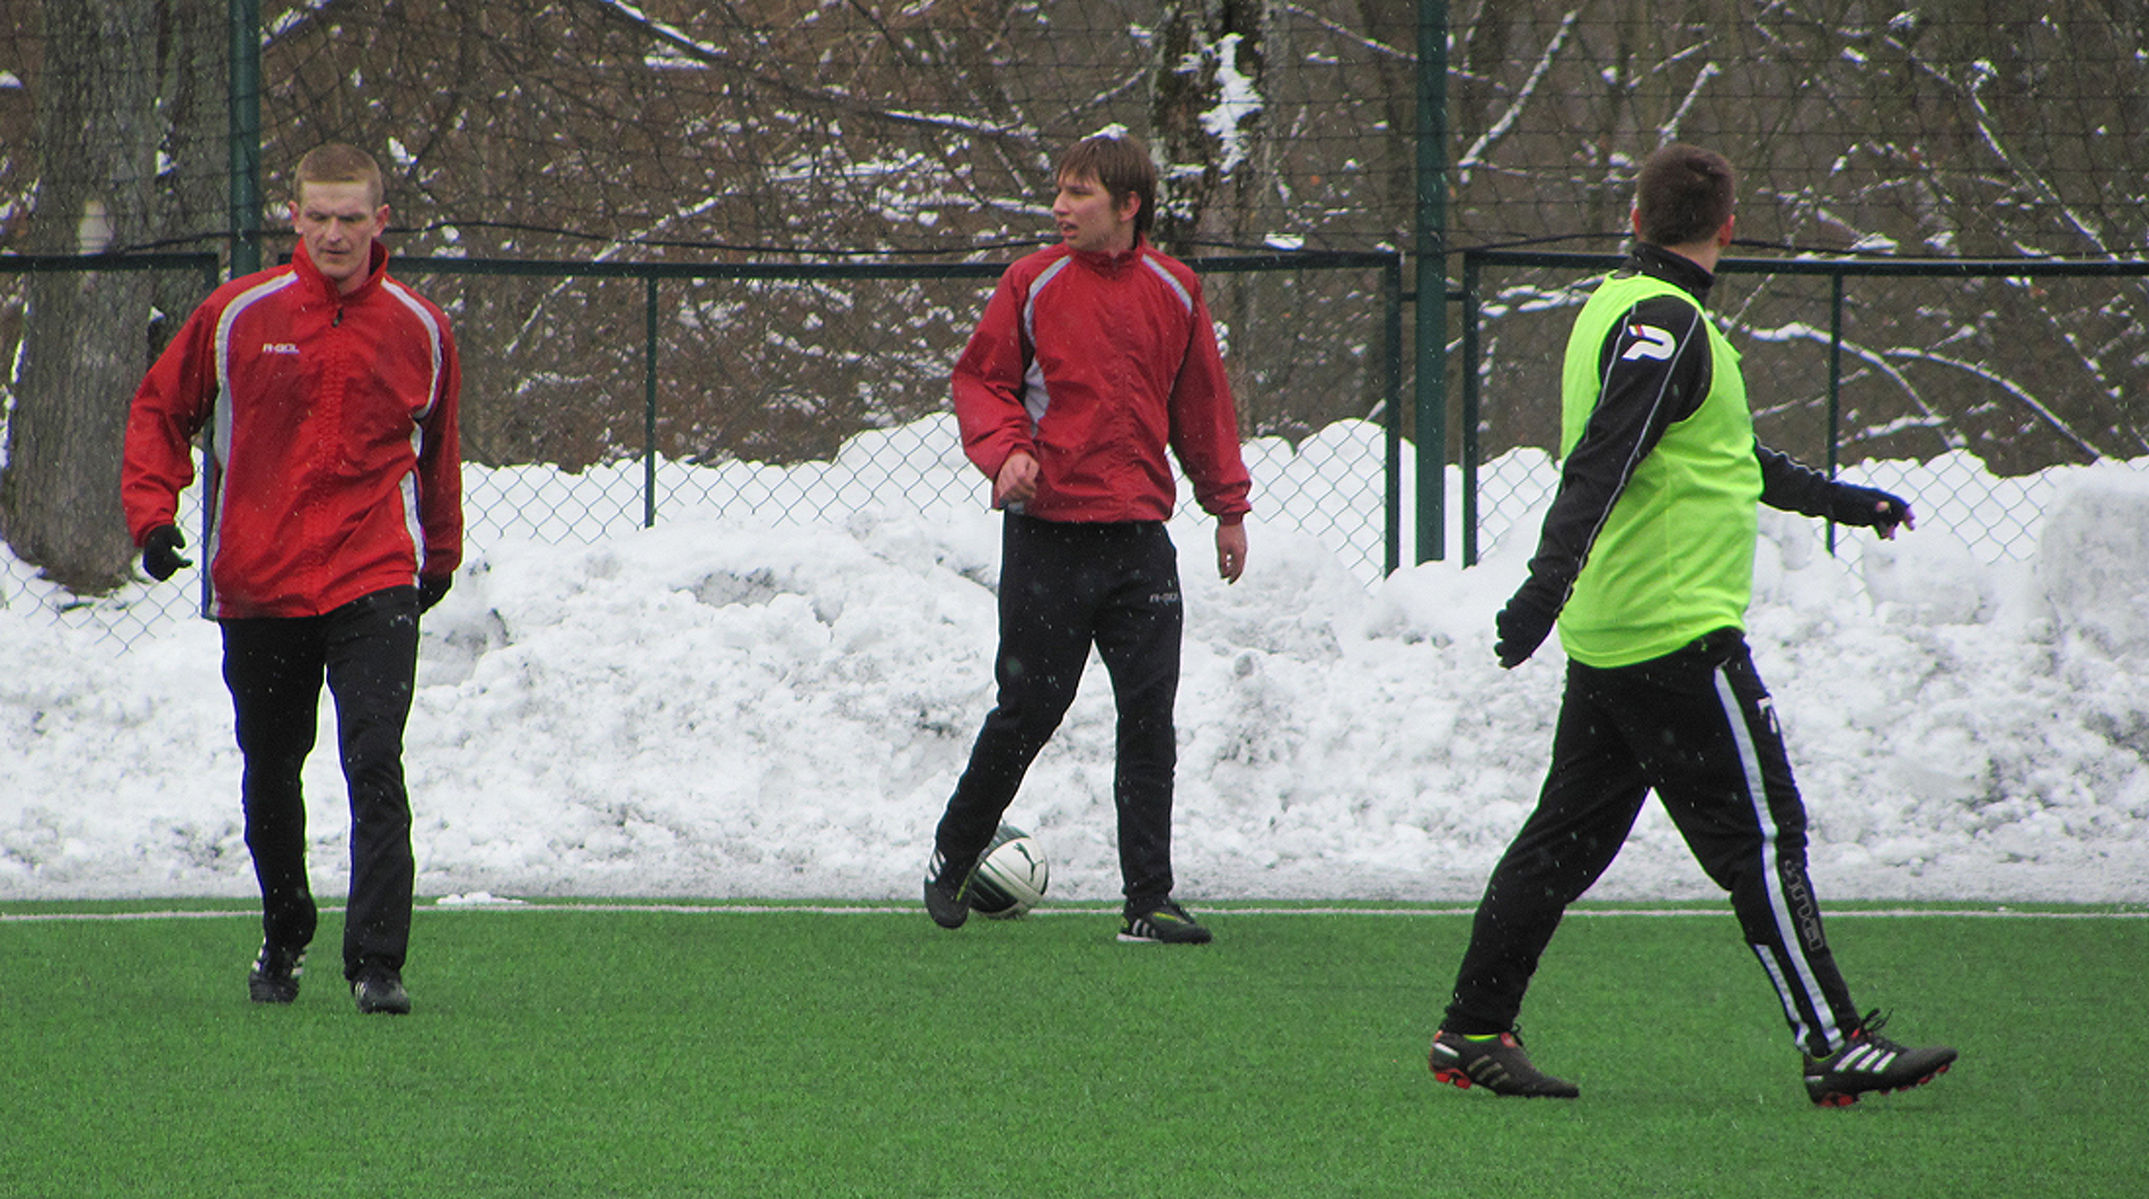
[221,586,421,980]
[936,514,1183,904]
[1444,629,1863,1056]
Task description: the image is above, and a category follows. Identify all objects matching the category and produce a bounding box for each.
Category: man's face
[291,180,387,293]
[1052,170,1139,255]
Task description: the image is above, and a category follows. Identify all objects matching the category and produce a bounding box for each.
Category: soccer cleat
[1803,1011,1955,1106]
[1429,1027,1580,1098]
[923,847,975,929]
[1118,899,1213,944]
[352,965,412,1015]
[247,942,307,1004]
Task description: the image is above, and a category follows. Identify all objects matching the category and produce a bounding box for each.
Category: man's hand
[1215,520,1248,583]
[418,574,453,614]
[141,525,192,581]
[1831,485,1916,540]
[992,450,1039,510]
[1494,581,1561,669]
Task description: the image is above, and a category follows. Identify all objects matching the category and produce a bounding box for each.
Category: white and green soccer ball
[969,824,1049,919]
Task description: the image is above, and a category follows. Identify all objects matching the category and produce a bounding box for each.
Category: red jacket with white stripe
[952,239,1251,524]
[122,240,462,619]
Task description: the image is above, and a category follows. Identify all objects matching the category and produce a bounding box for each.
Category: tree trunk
[1148,0,1267,256]
[1,0,163,594]
[150,0,229,352]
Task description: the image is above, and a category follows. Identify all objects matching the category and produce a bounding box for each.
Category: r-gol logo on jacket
[262,342,300,356]
[1620,324,1676,362]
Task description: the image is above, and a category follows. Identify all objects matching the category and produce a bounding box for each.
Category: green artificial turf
[0,901,2138,1197]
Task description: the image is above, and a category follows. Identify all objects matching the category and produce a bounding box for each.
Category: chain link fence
[420,252,1401,556]
[4,248,2141,648]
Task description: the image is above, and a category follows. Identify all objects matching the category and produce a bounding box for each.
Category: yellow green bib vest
[1556,273,1760,668]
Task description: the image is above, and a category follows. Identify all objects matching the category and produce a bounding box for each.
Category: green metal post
[1383,253,1404,576]
[1460,252,1481,566]
[228,0,262,277]
[1825,271,1845,554]
[1415,0,1448,563]
[645,276,659,528]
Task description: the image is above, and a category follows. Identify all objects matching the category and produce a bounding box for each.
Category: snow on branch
[1658,60,1721,144]
[1275,2,1413,61]
[1742,319,1965,451]
[582,0,1035,144]
[1455,9,1579,190]
[1887,344,2112,461]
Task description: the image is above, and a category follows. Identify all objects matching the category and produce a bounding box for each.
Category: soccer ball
[969,824,1049,919]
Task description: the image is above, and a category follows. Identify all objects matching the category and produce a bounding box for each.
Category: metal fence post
[644,274,659,529]
[228,0,262,277]
[1414,0,1448,564]
[1460,252,1481,567]
[1383,253,1404,577]
[1826,270,1845,555]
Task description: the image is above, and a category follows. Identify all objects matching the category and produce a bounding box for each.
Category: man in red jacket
[925,133,1252,943]
[122,143,461,1015]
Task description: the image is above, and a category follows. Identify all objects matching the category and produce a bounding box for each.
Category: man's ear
[1716,213,1736,247]
[1117,190,1142,225]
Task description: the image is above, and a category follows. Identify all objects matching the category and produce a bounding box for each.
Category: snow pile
[2,419,2145,903]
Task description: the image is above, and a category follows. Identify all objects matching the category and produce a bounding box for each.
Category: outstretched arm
[1756,443,1915,539]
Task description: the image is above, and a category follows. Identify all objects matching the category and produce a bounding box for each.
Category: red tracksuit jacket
[952,239,1252,524]
[122,240,461,619]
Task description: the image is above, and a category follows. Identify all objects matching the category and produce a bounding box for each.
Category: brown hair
[1634,143,1735,248]
[293,143,385,209]
[1056,133,1157,240]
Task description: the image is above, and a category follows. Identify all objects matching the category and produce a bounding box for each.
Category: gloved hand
[418,574,453,614]
[141,525,192,581]
[1494,580,1562,669]
[1830,485,1915,540]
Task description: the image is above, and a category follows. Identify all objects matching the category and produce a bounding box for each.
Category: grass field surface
[1,900,2140,1198]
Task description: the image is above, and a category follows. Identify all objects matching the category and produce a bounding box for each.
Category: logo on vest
[262,342,301,356]
[1620,323,1676,361]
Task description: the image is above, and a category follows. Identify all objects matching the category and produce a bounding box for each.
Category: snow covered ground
[4,415,2146,905]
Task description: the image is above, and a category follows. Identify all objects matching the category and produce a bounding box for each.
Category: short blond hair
[293,143,385,208]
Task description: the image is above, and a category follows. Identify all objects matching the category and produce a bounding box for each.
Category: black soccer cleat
[352,965,412,1015]
[923,847,975,929]
[1117,899,1213,944]
[1430,1027,1580,1098]
[1803,1011,1955,1106]
[247,942,307,1004]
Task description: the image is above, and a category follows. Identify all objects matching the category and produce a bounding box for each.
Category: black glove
[1494,580,1562,669]
[418,574,453,614]
[1830,484,1914,537]
[141,525,192,581]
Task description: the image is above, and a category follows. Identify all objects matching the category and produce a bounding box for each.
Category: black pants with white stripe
[936,514,1183,905]
[221,586,421,982]
[1443,628,1862,1057]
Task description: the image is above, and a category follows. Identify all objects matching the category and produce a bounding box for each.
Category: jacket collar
[1070,235,1145,274]
[292,238,391,303]
[1626,241,1714,306]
